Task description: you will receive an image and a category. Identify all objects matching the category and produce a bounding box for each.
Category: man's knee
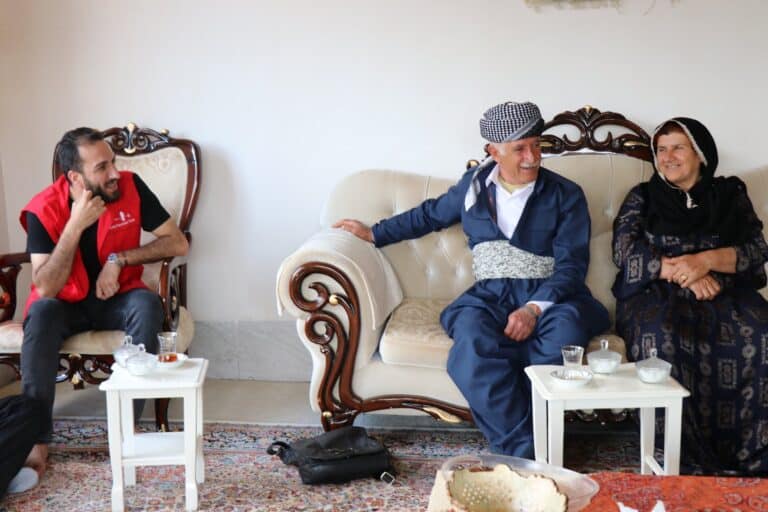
[124,290,164,325]
[121,290,164,351]
[23,298,70,335]
[539,305,592,343]
[527,306,593,364]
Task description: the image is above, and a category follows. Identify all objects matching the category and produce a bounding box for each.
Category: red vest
[20,172,147,315]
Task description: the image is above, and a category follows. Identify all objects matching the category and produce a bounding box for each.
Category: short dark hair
[56,127,103,173]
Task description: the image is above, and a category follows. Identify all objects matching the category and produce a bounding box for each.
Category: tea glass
[157,331,179,363]
[561,345,584,377]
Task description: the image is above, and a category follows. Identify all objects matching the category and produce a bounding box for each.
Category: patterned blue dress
[612,181,768,475]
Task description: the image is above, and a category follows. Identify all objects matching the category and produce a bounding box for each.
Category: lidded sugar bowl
[636,348,672,383]
[587,338,621,374]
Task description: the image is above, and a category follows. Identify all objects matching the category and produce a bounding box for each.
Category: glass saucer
[156,353,188,370]
[550,368,594,389]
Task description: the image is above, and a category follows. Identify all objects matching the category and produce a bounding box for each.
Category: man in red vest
[19,127,189,480]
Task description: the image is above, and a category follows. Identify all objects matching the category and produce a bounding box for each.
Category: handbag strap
[267,441,289,456]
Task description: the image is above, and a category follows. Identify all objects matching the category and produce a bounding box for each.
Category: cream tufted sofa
[276,107,768,430]
[0,124,199,429]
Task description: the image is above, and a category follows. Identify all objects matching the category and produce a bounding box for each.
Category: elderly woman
[611,117,768,475]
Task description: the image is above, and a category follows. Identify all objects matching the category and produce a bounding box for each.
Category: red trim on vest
[21,172,147,316]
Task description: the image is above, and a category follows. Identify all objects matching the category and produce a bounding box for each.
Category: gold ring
[681,274,688,281]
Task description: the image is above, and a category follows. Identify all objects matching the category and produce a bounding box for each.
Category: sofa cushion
[379,298,453,369]
[379,298,629,370]
[0,306,194,355]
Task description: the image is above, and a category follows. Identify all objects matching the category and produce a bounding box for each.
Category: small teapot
[125,344,157,376]
[113,336,139,368]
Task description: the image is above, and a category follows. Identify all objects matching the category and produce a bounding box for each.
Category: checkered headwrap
[479,101,544,142]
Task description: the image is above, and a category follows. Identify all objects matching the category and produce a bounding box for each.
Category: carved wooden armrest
[276,229,404,423]
[277,229,408,429]
[277,229,403,327]
[0,251,30,322]
[154,231,190,331]
[156,256,187,331]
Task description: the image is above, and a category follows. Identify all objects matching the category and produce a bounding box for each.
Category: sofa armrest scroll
[276,229,403,328]
[276,229,404,416]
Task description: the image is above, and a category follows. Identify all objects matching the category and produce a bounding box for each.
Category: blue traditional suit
[372,164,609,456]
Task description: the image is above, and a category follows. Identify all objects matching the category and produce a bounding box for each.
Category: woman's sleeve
[611,186,663,299]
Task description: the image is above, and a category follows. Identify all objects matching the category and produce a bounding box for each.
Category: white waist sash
[472,240,554,281]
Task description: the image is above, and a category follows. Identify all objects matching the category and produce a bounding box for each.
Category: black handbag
[267,426,396,485]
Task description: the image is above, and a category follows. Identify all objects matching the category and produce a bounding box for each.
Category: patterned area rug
[1,420,642,511]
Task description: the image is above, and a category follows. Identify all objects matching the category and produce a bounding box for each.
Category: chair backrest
[51,123,201,289]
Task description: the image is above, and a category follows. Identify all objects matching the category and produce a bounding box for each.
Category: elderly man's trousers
[442,284,608,457]
[21,289,163,443]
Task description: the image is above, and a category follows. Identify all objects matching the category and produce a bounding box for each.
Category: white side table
[524,363,690,475]
[99,358,208,512]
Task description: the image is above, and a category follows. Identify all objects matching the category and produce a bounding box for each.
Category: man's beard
[85,178,120,203]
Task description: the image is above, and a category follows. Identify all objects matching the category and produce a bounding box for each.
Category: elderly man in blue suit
[335,101,609,457]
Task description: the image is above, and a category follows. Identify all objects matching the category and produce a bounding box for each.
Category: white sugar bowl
[587,338,622,374]
[636,348,672,384]
[125,344,157,376]
[113,336,139,368]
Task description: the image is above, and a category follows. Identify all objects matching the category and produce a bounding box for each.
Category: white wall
[0,0,766,374]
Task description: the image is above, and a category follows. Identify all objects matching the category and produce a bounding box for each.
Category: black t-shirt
[26,174,171,287]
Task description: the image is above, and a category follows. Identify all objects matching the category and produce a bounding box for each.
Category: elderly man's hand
[504,305,538,342]
[333,219,374,243]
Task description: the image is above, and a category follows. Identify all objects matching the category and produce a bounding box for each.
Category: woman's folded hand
[687,273,721,301]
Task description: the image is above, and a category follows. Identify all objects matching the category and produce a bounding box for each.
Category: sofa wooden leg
[155,398,171,431]
[321,410,358,431]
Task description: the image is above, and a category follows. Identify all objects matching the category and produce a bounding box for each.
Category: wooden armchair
[0,123,200,430]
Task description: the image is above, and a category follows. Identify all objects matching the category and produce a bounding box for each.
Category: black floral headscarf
[644,117,745,244]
